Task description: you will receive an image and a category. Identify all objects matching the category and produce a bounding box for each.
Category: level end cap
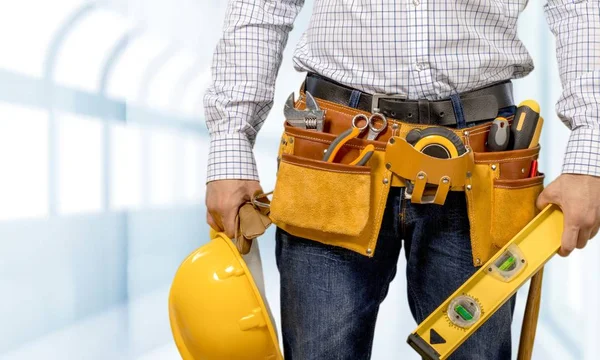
[407,333,441,360]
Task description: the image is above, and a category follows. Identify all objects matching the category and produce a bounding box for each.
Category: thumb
[536,186,559,211]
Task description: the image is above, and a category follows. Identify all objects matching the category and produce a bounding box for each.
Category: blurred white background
[0,0,598,359]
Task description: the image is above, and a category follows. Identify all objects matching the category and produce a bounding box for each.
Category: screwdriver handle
[510,100,541,150]
[487,117,511,151]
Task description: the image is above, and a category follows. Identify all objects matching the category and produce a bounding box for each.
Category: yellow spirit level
[407,204,563,359]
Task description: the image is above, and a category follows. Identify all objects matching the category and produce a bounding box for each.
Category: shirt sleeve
[545,0,600,177]
[203,0,305,182]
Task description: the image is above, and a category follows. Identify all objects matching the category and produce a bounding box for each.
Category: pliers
[322,124,375,166]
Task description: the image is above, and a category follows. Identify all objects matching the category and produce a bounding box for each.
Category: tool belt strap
[304,73,514,126]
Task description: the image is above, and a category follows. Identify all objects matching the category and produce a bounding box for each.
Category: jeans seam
[407,274,425,322]
[400,199,407,239]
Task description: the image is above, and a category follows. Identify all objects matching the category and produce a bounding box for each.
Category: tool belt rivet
[383,178,389,185]
[389,138,396,144]
[442,177,450,184]
[521,168,526,174]
[417,172,426,180]
[366,248,373,255]
[466,184,473,191]
[385,163,392,170]
[491,165,497,171]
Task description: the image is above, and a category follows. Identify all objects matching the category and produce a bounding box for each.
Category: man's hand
[537,174,600,256]
[206,180,263,238]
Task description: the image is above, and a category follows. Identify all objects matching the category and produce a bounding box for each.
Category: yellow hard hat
[168,229,282,360]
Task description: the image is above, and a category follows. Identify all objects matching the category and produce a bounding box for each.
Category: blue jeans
[275,188,516,360]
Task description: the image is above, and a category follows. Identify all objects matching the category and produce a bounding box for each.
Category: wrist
[206,133,259,183]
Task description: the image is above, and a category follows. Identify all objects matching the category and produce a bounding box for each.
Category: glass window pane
[57,113,103,214]
[0,103,48,220]
[110,124,142,210]
[148,129,175,206]
[54,9,131,92]
[145,52,196,112]
[183,135,206,203]
[0,0,82,77]
[106,35,169,103]
[180,68,211,118]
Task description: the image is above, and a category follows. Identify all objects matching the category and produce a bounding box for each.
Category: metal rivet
[385,163,392,170]
[466,171,472,178]
[323,149,328,154]
[476,258,481,265]
[417,172,425,180]
[466,184,472,191]
[389,138,396,144]
[366,248,373,255]
[383,178,389,185]
[442,177,450,184]
[521,168,526,174]
[491,165,497,171]
[281,139,286,145]
[463,131,470,136]
[289,138,294,144]
[392,123,399,130]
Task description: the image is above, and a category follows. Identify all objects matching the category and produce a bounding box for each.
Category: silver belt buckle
[372,93,408,114]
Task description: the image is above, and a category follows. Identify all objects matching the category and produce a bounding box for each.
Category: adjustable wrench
[283,91,325,132]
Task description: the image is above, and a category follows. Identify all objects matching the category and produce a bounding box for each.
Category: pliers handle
[323,127,374,166]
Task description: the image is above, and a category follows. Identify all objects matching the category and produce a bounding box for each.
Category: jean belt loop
[450,93,467,129]
[348,90,362,109]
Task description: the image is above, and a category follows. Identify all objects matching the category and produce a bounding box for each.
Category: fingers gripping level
[407,205,564,360]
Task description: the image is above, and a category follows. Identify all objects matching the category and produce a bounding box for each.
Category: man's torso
[292,0,533,99]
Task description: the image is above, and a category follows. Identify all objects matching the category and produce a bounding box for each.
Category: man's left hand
[536,174,600,256]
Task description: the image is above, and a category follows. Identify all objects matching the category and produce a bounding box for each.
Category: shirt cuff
[562,127,600,177]
[206,132,259,182]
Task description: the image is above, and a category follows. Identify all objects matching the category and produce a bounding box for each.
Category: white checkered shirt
[204,0,600,182]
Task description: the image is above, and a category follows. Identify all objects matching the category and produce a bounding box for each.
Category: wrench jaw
[283,92,325,131]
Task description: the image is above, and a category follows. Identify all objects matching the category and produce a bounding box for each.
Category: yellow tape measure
[407,205,564,359]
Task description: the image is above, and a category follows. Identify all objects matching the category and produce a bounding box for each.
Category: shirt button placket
[411,0,430,95]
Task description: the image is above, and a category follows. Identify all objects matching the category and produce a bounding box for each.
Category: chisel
[510,100,543,150]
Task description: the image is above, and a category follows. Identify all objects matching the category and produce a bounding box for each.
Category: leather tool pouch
[466,146,544,265]
[270,98,393,257]
[269,94,544,264]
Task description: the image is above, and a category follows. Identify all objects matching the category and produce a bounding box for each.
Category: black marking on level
[430,329,446,345]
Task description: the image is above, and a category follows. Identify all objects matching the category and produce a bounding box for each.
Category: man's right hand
[206,179,263,238]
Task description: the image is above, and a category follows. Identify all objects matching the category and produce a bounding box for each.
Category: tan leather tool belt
[270,92,544,266]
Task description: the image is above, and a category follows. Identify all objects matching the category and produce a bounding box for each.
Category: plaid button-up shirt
[204,0,600,182]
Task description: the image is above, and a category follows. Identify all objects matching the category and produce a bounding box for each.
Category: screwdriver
[487,117,511,151]
[510,100,543,150]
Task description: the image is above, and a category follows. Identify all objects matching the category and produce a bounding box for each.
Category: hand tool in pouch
[284,92,325,131]
[404,127,467,200]
[407,205,563,360]
[510,100,543,150]
[487,117,511,151]
[322,113,386,165]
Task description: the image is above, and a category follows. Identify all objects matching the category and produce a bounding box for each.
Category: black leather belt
[304,73,514,126]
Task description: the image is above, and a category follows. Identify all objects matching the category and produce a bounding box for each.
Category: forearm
[545,0,600,176]
[204,0,305,182]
